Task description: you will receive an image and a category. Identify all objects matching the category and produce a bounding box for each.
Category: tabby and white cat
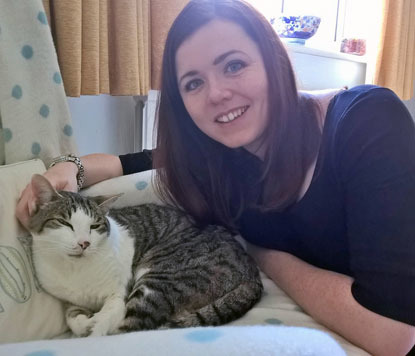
[28,174,263,337]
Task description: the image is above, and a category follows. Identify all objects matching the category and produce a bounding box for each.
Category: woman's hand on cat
[16,162,79,229]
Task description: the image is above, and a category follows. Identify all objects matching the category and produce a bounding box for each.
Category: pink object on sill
[340,38,366,56]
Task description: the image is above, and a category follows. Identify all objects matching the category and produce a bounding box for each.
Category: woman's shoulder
[326,84,413,137]
[330,84,396,112]
[319,85,414,175]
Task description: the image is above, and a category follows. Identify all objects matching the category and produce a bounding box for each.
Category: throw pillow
[0,159,67,343]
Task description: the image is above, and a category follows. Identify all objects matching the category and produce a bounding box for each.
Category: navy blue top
[119,85,415,326]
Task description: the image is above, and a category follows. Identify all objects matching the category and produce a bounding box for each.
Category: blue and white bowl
[272,15,321,44]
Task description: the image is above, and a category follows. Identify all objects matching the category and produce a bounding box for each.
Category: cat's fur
[28,174,263,337]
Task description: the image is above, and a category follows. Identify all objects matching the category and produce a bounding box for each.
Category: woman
[17,0,415,354]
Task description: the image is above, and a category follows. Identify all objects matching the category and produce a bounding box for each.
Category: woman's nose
[207,81,232,104]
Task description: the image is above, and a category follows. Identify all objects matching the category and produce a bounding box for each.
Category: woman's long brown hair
[153,0,321,229]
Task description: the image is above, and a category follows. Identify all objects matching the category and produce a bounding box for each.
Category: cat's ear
[30,174,61,207]
[91,193,123,212]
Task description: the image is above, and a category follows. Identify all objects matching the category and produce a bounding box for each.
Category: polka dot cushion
[0,0,77,165]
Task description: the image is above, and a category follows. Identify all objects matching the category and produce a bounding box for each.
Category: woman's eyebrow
[213,50,243,65]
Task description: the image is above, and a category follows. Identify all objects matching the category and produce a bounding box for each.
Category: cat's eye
[90,224,101,230]
[56,219,74,231]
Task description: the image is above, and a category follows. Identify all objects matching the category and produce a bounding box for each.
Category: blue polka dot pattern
[63,125,73,136]
[12,85,22,99]
[53,72,62,84]
[39,104,50,118]
[265,318,283,325]
[21,45,34,59]
[31,142,41,155]
[25,351,56,356]
[37,11,48,25]
[135,181,148,190]
[3,128,12,142]
[185,328,223,343]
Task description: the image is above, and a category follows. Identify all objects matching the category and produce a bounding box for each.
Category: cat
[27,174,263,337]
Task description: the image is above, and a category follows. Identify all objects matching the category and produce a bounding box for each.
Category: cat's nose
[78,241,90,250]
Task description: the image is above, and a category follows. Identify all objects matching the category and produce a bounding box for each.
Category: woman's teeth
[217,106,248,123]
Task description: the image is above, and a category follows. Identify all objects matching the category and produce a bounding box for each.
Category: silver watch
[49,154,85,191]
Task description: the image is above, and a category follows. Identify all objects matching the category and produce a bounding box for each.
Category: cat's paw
[87,311,122,337]
[66,306,93,320]
[66,306,96,337]
[88,321,112,337]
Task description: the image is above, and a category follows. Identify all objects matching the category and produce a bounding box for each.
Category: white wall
[404,85,415,119]
[289,47,367,90]
[67,95,139,156]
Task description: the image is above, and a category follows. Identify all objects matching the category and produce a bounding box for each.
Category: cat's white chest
[33,218,135,311]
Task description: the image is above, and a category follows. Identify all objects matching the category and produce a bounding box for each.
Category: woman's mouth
[215,105,249,123]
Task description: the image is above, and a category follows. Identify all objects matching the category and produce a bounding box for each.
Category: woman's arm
[80,153,123,187]
[16,153,122,228]
[248,246,415,356]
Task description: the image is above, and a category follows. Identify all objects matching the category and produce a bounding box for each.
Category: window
[246,0,383,57]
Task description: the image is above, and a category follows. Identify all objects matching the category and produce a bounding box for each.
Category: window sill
[286,42,368,64]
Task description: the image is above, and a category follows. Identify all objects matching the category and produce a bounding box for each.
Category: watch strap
[49,154,85,191]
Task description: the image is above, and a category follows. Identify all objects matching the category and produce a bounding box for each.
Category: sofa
[0,158,370,355]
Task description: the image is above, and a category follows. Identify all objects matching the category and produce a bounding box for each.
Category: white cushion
[0,159,67,343]
[0,125,4,165]
[81,169,162,207]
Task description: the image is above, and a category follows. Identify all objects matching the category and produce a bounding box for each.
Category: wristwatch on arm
[48,154,85,191]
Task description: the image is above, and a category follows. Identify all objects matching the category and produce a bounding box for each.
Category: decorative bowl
[271,16,321,44]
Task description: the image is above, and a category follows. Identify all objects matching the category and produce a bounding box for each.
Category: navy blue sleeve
[119,149,153,175]
[334,87,415,325]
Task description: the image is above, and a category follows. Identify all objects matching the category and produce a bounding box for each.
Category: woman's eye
[184,79,203,92]
[225,61,245,74]
[90,224,101,230]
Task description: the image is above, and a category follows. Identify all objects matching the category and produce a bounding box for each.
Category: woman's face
[176,19,269,156]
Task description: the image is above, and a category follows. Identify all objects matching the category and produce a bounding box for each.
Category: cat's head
[28,174,120,258]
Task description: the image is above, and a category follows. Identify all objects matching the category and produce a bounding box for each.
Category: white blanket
[0,325,347,356]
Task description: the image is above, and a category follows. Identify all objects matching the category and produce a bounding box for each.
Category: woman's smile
[215,105,249,123]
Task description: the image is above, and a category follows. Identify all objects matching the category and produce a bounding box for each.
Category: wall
[288,45,367,90]
[67,95,139,156]
[404,86,415,118]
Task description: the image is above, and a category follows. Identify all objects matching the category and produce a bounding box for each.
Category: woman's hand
[15,153,124,229]
[16,162,78,229]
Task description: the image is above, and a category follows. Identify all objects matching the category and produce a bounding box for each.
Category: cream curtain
[150,0,189,89]
[374,0,415,100]
[42,0,188,96]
